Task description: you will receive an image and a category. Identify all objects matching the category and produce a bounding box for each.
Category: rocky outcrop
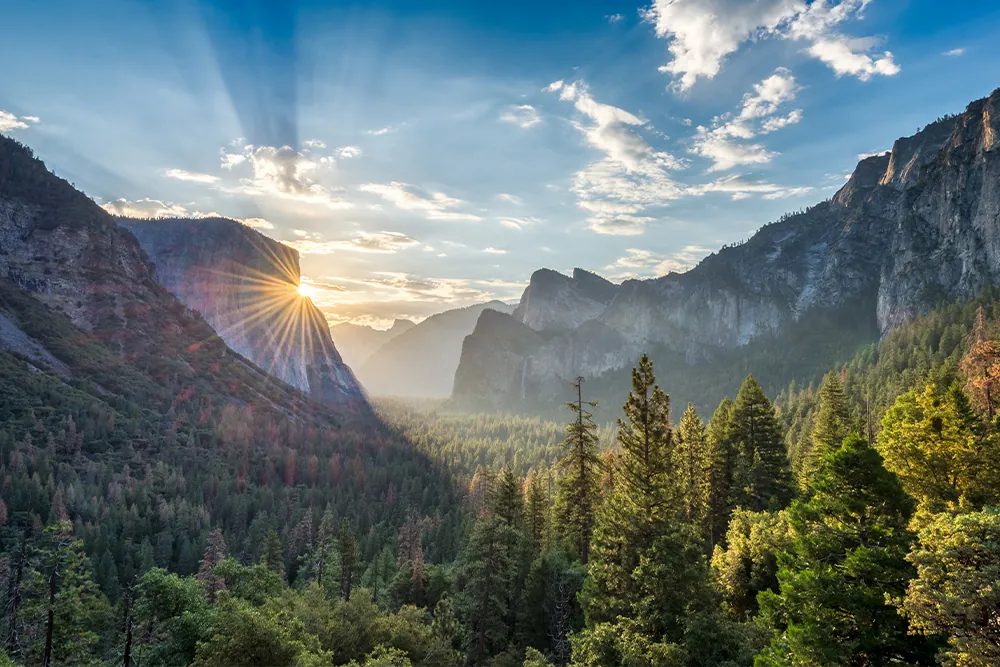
[331,318,416,370]
[454,87,1000,410]
[121,217,364,404]
[358,300,514,398]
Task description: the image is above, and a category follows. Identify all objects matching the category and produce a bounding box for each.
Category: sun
[297,283,316,299]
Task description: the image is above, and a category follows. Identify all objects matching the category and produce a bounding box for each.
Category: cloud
[359,182,482,221]
[606,13,624,23]
[644,0,900,90]
[605,246,711,278]
[337,146,362,159]
[367,124,402,136]
[287,231,420,255]
[687,174,814,200]
[857,150,889,160]
[165,168,220,184]
[219,143,352,209]
[101,198,193,219]
[240,217,274,230]
[690,69,802,171]
[484,247,508,255]
[0,111,40,132]
[498,216,541,230]
[943,47,965,57]
[302,139,326,149]
[547,80,686,235]
[499,104,542,129]
[496,193,522,205]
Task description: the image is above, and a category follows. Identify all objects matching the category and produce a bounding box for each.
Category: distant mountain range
[350,301,515,398]
[331,319,415,370]
[453,87,1000,414]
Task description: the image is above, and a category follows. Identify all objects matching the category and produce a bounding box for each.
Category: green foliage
[756,435,936,666]
[902,509,1000,667]
[553,380,602,564]
[711,510,792,621]
[730,376,793,513]
[675,404,710,528]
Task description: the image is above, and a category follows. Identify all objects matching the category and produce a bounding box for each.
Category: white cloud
[687,174,814,200]
[644,0,900,90]
[499,104,542,129]
[943,47,965,57]
[496,193,523,205]
[337,146,362,159]
[359,182,482,221]
[101,198,279,228]
[288,231,419,255]
[606,13,624,23]
[219,143,352,209]
[857,150,889,160]
[164,168,220,184]
[498,216,541,230]
[547,80,686,235]
[366,125,399,136]
[0,111,40,132]
[484,247,508,255]
[690,69,801,170]
[605,246,711,278]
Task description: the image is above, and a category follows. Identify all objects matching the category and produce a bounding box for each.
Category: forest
[5,292,1000,666]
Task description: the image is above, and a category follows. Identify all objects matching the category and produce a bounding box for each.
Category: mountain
[331,318,416,370]
[0,133,463,576]
[357,300,514,397]
[119,217,364,404]
[454,87,1000,413]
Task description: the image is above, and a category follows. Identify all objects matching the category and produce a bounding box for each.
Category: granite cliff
[121,217,364,404]
[453,87,1000,412]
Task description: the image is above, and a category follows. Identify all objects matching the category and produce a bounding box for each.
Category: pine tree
[337,519,358,601]
[524,472,549,554]
[705,397,738,548]
[582,354,675,625]
[675,403,709,528]
[730,375,793,512]
[457,512,514,665]
[756,435,936,666]
[960,305,1000,421]
[553,377,602,564]
[800,371,850,485]
[261,529,285,578]
[196,529,227,603]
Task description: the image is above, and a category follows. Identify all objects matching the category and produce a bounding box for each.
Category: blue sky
[2,0,999,327]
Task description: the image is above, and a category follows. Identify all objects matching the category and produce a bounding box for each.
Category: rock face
[357,300,514,398]
[331,318,416,370]
[454,87,1000,410]
[120,218,364,404]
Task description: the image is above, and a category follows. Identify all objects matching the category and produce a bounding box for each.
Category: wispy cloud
[496,193,523,205]
[605,245,712,278]
[499,104,542,129]
[606,13,624,24]
[0,110,40,132]
[217,143,352,209]
[359,182,482,221]
[164,168,219,184]
[287,231,420,255]
[497,216,541,230]
[943,47,965,57]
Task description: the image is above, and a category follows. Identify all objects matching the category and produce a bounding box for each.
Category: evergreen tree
[800,371,850,485]
[524,472,549,554]
[675,403,709,528]
[553,378,601,564]
[960,305,1000,421]
[261,529,285,579]
[730,376,793,513]
[196,529,227,603]
[756,435,936,666]
[337,519,359,601]
[582,354,675,625]
[456,513,514,666]
[705,397,738,548]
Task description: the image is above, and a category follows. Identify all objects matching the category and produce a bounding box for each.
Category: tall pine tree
[553,377,601,564]
[730,375,793,513]
[705,397,738,548]
[675,403,709,529]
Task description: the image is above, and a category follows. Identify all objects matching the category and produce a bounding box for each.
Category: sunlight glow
[297,283,316,299]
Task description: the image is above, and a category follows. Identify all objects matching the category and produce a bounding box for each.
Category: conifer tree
[261,529,285,578]
[756,435,936,666]
[675,403,709,528]
[457,512,514,666]
[960,305,1000,421]
[800,371,850,485]
[337,519,359,601]
[705,397,738,547]
[583,354,675,625]
[730,375,793,512]
[524,472,549,554]
[553,377,601,564]
[196,529,227,603]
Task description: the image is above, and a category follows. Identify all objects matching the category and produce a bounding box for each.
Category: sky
[2,0,999,328]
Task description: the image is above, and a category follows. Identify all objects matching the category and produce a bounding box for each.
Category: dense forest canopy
[6,283,1000,665]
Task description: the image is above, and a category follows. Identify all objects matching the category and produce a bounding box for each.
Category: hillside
[331,318,416,370]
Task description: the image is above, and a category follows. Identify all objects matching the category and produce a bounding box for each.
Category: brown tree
[960,306,1000,421]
